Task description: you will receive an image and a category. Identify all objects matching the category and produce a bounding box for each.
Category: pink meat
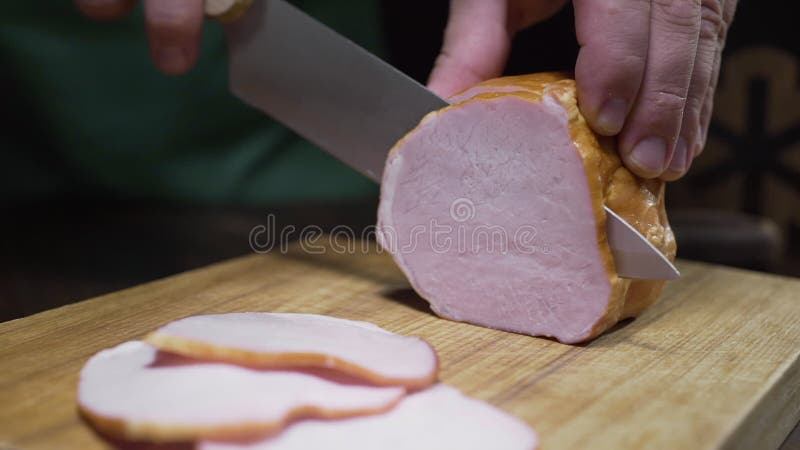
[146,313,438,388]
[378,95,610,343]
[199,384,538,450]
[378,73,676,344]
[77,341,405,442]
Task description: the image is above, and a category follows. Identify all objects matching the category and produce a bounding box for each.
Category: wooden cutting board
[2,242,800,450]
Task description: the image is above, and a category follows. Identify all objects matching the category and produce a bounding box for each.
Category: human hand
[428,0,738,181]
[75,0,204,75]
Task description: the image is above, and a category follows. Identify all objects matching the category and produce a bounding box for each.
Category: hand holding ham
[428,0,738,181]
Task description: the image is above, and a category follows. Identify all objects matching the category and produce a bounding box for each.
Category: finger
[144,0,204,75]
[696,0,736,157]
[661,0,724,180]
[75,0,136,21]
[619,0,702,178]
[573,0,651,136]
[427,0,511,98]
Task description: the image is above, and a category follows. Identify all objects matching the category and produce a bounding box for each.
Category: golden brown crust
[449,73,677,341]
[145,332,439,390]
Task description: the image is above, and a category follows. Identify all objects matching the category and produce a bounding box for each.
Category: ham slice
[377,73,676,343]
[77,341,404,442]
[145,313,438,389]
[199,384,538,450]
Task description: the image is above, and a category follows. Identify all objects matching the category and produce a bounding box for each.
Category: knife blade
[220,0,679,280]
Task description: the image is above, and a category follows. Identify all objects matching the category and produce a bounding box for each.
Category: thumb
[427,0,512,98]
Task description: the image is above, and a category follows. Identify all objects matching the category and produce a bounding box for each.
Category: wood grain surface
[1,242,800,450]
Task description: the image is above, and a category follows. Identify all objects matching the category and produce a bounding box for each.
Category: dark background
[1,0,797,323]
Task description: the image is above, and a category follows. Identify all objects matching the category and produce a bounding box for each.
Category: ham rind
[446,72,566,104]
[377,73,676,344]
[199,384,538,450]
[145,313,438,389]
[77,341,405,442]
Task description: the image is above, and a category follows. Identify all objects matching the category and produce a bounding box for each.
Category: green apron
[0,1,383,205]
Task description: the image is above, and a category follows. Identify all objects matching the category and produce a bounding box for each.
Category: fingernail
[155,46,188,74]
[596,98,627,135]
[667,137,688,173]
[629,136,667,175]
[694,123,705,156]
[693,142,703,158]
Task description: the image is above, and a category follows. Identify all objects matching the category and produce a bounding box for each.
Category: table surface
[2,242,800,450]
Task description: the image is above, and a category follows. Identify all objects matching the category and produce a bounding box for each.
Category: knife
[208,0,680,281]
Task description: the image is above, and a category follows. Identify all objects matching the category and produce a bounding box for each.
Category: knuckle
[652,0,701,29]
[636,89,687,132]
[651,89,688,113]
[699,0,726,40]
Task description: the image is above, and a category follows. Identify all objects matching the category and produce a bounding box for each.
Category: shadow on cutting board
[380,287,432,315]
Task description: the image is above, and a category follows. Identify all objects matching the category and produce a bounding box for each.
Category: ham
[145,313,438,389]
[199,384,538,450]
[77,341,404,442]
[377,73,676,344]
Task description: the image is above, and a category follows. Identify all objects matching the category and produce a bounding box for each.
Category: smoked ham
[145,313,438,389]
[77,341,404,442]
[377,73,676,344]
[199,384,538,450]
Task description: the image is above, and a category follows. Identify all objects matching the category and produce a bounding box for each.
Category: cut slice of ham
[77,341,405,442]
[199,384,538,450]
[145,313,438,389]
[377,73,676,344]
